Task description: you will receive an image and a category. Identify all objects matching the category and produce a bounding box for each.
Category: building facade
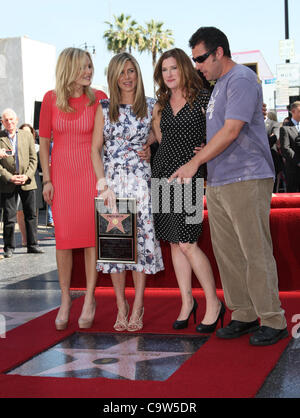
[0,37,56,128]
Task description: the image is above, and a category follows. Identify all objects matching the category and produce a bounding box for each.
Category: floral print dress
[97,98,164,275]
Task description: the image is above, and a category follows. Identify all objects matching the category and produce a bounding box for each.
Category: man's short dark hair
[189,27,232,58]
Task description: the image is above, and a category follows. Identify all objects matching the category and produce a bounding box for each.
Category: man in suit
[280,102,300,192]
[265,111,280,142]
[0,146,4,260]
[0,108,44,258]
[265,111,283,191]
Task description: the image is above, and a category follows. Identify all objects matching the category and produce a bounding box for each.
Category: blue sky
[2,0,300,96]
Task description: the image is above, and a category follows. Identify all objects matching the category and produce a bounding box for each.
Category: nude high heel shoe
[55,317,69,331]
[55,299,72,331]
[78,299,96,329]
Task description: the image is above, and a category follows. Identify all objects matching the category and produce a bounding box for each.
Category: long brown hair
[154,48,204,110]
[107,52,147,123]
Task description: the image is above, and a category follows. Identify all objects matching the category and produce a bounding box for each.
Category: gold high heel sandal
[55,300,72,331]
[127,307,144,332]
[114,300,129,332]
[78,299,96,329]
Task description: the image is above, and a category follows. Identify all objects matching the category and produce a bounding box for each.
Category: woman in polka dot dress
[151,48,225,333]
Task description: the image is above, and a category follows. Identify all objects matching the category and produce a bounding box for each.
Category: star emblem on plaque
[95,197,137,263]
[101,214,131,234]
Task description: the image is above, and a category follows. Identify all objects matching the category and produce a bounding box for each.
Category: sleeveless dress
[39,89,107,250]
[151,91,210,243]
[97,98,164,275]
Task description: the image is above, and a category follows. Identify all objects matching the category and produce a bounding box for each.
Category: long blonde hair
[107,52,147,123]
[55,47,95,112]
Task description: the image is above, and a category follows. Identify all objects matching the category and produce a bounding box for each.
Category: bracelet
[43,180,52,186]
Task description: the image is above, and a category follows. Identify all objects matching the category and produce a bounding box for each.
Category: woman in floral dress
[91,53,164,332]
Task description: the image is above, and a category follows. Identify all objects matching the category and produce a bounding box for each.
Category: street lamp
[285,0,289,40]
[78,43,96,54]
[284,0,290,63]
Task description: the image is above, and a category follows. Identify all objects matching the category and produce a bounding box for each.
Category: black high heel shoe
[173,298,198,330]
[196,301,226,334]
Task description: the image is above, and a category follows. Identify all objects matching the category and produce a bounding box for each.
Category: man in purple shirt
[170,27,287,346]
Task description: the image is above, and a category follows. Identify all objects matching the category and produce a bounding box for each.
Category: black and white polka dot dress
[152,91,210,243]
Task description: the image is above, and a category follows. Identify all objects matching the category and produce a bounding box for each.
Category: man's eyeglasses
[192,48,217,64]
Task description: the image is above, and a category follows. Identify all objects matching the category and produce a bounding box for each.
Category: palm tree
[139,20,174,71]
[103,13,141,54]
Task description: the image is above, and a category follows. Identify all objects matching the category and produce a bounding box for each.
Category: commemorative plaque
[95,197,137,264]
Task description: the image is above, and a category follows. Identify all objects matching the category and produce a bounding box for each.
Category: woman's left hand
[138,143,151,162]
[194,143,205,154]
[99,187,118,213]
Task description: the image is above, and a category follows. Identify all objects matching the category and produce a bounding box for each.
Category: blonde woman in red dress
[39,48,107,331]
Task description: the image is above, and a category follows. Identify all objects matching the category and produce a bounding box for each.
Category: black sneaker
[27,246,44,254]
[249,326,289,346]
[4,248,14,258]
[216,319,260,339]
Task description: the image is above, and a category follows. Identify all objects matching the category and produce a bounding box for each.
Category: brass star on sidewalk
[34,337,192,380]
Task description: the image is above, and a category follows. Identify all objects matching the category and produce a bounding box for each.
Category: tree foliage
[103,14,174,69]
[103,13,141,54]
[139,19,174,70]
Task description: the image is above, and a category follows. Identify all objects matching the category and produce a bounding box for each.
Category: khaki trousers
[206,178,287,329]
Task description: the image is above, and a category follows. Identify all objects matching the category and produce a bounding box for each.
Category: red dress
[39,89,107,250]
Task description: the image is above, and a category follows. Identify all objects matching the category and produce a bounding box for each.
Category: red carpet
[71,194,300,291]
[0,289,298,398]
